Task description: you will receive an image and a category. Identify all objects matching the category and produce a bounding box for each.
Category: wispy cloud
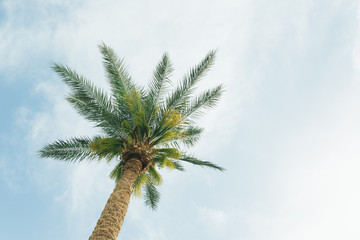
[0,158,19,192]
[197,206,228,232]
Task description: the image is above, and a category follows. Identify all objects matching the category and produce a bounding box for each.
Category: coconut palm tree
[39,43,224,240]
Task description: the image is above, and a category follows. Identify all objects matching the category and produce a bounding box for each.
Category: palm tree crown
[39,43,223,212]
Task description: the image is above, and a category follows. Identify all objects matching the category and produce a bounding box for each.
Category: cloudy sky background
[1,0,360,239]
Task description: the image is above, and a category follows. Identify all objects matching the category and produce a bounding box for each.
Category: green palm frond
[144,183,160,210]
[147,165,163,185]
[123,88,146,127]
[89,137,123,162]
[165,50,216,111]
[132,166,163,210]
[152,155,184,171]
[38,137,94,162]
[150,109,185,145]
[172,160,185,171]
[179,153,225,171]
[109,161,124,183]
[153,154,177,170]
[153,148,181,159]
[183,84,224,119]
[98,42,134,100]
[180,126,204,147]
[52,64,124,137]
[52,64,112,113]
[168,126,204,148]
[145,53,173,123]
[149,50,216,146]
[161,157,176,169]
[133,174,149,197]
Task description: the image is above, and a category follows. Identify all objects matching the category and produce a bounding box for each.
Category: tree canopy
[39,43,224,210]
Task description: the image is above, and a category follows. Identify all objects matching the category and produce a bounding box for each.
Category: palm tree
[39,43,224,240]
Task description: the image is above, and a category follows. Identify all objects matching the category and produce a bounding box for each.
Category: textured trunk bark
[89,158,142,240]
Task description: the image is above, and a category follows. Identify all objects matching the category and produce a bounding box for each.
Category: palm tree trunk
[89,158,142,240]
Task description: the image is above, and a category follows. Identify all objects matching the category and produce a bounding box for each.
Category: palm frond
[153,154,177,170]
[123,89,146,127]
[98,42,134,100]
[165,50,216,111]
[179,153,225,171]
[183,84,224,119]
[133,174,149,197]
[52,63,112,112]
[182,126,203,146]
[153,148,181,159]
[147,165,163,185]
[149,51,216,144]
[132,167,163,209]
[89,137,123,162]
[162,157,176,169]
[145,53,173,123]
[171,126,204,147]
[38,137,94,162]
[150,109,184,145]
[52,63,124,137]
[109,161,124,183]
[172,160,185,171]
[144,183,160,210]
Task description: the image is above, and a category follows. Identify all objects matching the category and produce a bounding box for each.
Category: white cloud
[0,159,19,192]
[142,225,167,240]
[198,206,228,230]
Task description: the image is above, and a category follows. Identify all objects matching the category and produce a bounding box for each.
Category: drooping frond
[144,183,160,210]
[161,157,176,169]
[147,165,163,185]
[133,174,149,197]
[182,126,203,146]
[38,137,94,162]
[52,64,124,137]
[132,166,163,210]
[179,153,225,171]
[109,161,124,183]
[172,160,185,171]
[153,154,179,170]
[183,84,224,119]
[165,50,216,111]
[98,42,134,100]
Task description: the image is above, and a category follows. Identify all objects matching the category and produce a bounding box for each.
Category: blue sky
[1,0,360,239]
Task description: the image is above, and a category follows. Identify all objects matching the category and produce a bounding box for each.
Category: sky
[1,0,360,239]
